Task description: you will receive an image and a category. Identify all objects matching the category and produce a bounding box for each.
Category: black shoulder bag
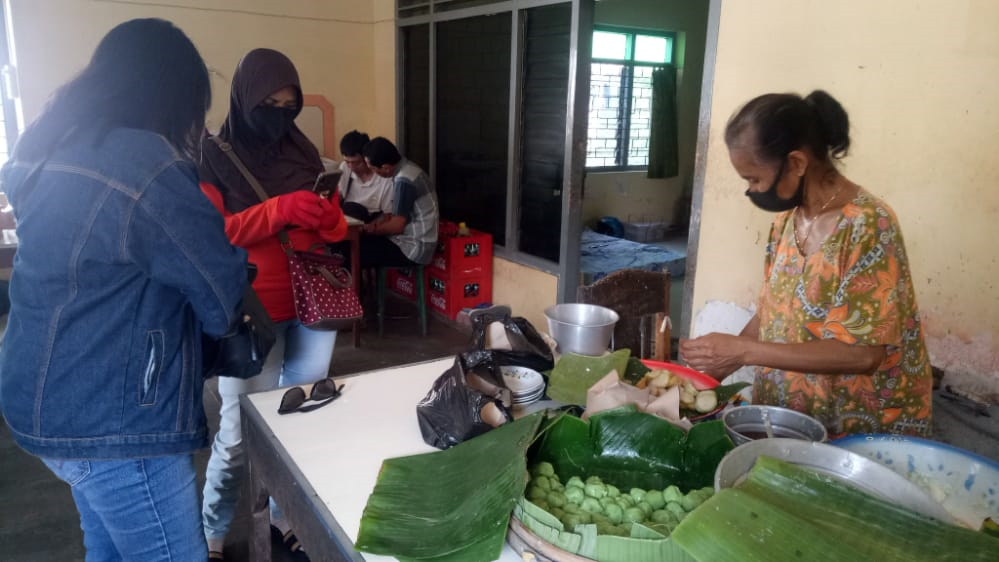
[203,265,277,379]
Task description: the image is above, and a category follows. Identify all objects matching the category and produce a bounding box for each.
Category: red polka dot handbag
[282,239,364,331]
[209,136,364,332]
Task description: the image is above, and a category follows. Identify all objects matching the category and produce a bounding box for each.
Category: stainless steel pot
[722,405,828,445]
[543,303,619,356]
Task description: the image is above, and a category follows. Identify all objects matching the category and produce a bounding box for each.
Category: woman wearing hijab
[0,19,247,560]
[199,48,346,559]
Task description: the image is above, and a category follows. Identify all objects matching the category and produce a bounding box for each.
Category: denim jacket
[0,128,247,459]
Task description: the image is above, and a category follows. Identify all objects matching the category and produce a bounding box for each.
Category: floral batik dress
[753,188,932,438]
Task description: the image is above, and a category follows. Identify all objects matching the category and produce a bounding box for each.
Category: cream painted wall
[492,258,558,333]
[693,0,999,386]
[7,0,395,149]
[583,171,684,226]
[582,0,708,228]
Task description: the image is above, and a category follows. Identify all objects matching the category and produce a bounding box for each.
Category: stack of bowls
[500,365,545,406]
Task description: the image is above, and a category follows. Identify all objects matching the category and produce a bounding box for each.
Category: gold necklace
[794,183,845,251]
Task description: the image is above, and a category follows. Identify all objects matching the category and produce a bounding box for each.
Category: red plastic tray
[639,359,718,391]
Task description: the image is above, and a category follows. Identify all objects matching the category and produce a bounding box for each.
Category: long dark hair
[13,18,210,161]
[724,90,850,166]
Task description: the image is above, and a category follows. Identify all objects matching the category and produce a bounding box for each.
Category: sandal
[207,550,225,561]
[271,525,310,560]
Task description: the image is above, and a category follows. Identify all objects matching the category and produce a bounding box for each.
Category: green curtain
[647,64,678,179]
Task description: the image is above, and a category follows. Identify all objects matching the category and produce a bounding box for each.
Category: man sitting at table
[336,130,394,223]
[359,137,439,268]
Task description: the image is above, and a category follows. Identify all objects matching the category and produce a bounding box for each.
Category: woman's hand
[679,333,751,380]
[276,190,323,229]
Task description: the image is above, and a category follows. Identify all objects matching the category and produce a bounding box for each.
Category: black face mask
[249,105,297,144]
[745,159,804,212]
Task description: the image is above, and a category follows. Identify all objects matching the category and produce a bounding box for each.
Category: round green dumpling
[581,497,603,514]
[645,489,666,509]
[547,491,567,508]
[534,461,555,477]
[527,485,547,501]
[650,509,677,525]
[636,500,653,517]
[564,486,585,505]
[623,506,645,523]
[604,502,624,524]
[584,482,608,499]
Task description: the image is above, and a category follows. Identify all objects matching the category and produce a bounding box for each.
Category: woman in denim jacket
[0,19,247,561]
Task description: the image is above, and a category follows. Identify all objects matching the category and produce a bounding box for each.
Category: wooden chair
[576,268,671,360]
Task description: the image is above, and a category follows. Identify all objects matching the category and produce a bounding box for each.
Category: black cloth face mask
[249,105,297,145]
[745,159,804,212]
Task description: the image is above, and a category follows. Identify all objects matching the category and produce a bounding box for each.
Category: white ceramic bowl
[832,434,999,529]
[500,365,545,394]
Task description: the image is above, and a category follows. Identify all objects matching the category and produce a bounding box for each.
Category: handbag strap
[208,136,294,252]
[343,172,353,201]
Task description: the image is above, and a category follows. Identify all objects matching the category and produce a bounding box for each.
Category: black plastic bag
[416,311,554,449]
[469,307,554,372]
[416,354,512,449]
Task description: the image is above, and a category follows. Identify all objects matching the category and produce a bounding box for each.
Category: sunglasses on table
[278,377,344,415]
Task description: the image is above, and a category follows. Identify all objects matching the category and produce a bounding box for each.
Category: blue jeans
[41,454,205,561]
[202,319,336,540]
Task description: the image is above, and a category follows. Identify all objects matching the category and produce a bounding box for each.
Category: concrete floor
[0,297,470,562]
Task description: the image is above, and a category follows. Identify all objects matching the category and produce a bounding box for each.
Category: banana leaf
[622,356,649,384]
[672,455,999,561]
[547,349,632,406]
[356,412,544,561]
[515,496,696,562]
[530,406,734,491]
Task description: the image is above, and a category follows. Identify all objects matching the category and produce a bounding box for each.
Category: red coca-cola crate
[431,221,492,276]
[425,270,492,320]
[386,267,420,301]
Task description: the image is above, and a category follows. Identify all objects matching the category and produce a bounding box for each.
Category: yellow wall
[492,258,558,332]
[694,0,999,380]
[582,0,708,228]
[8,0,396,144]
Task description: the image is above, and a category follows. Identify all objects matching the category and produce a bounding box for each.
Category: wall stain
[926,332,999,402]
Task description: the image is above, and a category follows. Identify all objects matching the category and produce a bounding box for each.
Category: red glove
[276,190,323,230]
[317,198,343,231]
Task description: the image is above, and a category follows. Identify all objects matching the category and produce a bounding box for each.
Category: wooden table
[344,216,363,347]
[240,357,523,562]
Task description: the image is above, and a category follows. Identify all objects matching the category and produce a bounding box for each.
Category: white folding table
[240,357,525,561]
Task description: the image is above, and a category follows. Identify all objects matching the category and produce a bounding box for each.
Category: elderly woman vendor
[680,90,932,438]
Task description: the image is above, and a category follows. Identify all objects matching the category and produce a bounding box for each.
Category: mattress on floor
[580,228,686,284]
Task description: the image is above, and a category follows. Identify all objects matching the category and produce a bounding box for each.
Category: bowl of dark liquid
[722,405,828,445]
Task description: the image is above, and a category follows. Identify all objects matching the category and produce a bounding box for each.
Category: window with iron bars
[586,28,674,170]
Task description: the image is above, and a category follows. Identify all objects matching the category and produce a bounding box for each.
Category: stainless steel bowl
[722,405,828,445]
[543,303,619,356]
[714,438,956,524]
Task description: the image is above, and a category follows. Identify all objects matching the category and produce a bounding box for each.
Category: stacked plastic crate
[426,221,493,319]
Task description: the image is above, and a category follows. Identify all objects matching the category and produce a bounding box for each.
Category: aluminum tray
[715,438,956,524]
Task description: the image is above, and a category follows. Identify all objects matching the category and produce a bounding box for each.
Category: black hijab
[200,48,323,212]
